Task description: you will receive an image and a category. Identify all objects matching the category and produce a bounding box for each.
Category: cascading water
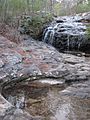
[43,23,60,45]
[43,15,88,52]
[67,35,70,50]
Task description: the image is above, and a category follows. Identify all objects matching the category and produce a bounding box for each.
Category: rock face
[0,35,90,83]
[0,35,90,119]
[43,13,90,52]
[82,12,90,22]
[61,80,90,98]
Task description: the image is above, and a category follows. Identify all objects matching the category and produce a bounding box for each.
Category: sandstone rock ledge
[0,35,90,120]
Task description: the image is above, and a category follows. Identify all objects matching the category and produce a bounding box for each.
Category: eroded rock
[0,35,90,119]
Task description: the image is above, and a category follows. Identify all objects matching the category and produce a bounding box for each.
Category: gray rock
[0,59,4,68]
[82,12,90,21]
[6,54,22,66]
[0,94,13,118]
[3,109,43,120]
[61,80,90,98]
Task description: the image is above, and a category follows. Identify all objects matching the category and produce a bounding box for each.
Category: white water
[43,23,60,45]
[43,16,87,51]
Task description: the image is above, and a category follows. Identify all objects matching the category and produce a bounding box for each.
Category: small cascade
[67,35,70,50]
[43,23,60,45]
[43,15,88,52]
[43,27,53,43]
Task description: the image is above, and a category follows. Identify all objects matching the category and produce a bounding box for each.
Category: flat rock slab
[0,35,90,119]
[0,35,90,83]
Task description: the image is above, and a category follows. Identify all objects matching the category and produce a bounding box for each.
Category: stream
[2,79,90,120]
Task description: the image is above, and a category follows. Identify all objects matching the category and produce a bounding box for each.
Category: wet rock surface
[3,109,43,120]
[0,94,13,118]
[0,35,90,119]
[61,80,90,98]
[43,13,90,52]
[2,79,90,120]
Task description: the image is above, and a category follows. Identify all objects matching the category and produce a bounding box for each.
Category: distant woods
[0,0,59,23]
[59,0,90,15]
[0,0,90,23]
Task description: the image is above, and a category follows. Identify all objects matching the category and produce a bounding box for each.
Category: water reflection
[2,80,90,120]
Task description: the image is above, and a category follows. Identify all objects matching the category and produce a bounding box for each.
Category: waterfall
[43,23,60,45]
[43,15,87,52]
[67,35,70,50]
[43,27,53,44]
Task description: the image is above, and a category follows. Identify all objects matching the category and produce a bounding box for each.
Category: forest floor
[0,23,23,43]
